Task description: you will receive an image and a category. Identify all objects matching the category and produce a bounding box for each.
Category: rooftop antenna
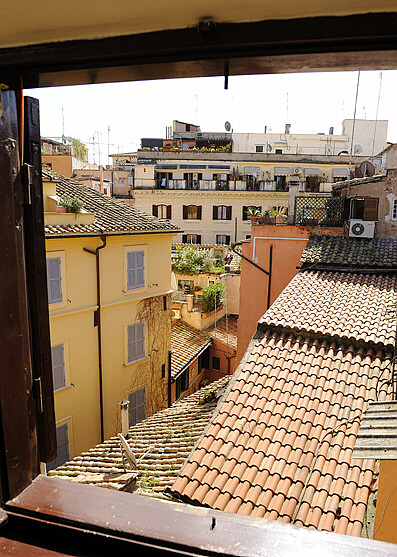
[62,107,65,143]
[225,121,231,132]
[107,125,110,166]
[195,94,198,125]
[286,92,289,125]
[371,72,383,157]
[348,70,361,193]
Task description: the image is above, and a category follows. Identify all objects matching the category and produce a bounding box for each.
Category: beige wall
[134,189,289,244]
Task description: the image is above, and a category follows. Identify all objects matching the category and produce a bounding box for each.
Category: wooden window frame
[0,12,396,556]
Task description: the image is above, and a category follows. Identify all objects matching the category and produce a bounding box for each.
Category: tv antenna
[225,121,231,132]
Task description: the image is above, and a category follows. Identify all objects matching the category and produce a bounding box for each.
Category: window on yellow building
[127,322,145,363]
[51,344,66,391]
[128,387,145,426]
[46,256,63,303]
[126,250,145,290]
[47,423,70,470]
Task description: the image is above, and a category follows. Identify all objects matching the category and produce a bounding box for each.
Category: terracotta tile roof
[49,377,229,496]
[171,322,212,379]
[169,330,393,535]
[206,315,238,350]
[260,270,397,351]
[43,169,179,237]
[301,235,397,269]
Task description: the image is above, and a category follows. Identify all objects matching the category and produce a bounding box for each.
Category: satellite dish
[354,144,363,154]
[359,160,375,177]
[118,433,137,470]
[225,121,231,132]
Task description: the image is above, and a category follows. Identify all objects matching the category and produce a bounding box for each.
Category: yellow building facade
[43,169,179,467]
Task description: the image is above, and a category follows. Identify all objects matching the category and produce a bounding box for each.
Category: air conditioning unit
[293,167,302,175]
[349,219,375,239]
[172,309,181,319]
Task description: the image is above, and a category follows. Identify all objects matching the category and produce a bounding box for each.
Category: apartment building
[112,150,364,244]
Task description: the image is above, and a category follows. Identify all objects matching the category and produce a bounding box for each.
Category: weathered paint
[373,460,397,544]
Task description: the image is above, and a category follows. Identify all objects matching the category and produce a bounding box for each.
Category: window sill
[4,475,392,555]
[54,384,73,393]
[124,355,149,367]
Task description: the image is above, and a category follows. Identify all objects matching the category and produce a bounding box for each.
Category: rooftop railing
[294,195,344,226]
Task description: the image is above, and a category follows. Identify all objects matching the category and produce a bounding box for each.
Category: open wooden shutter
[242,206,248,220]
[197,206,202,220]
[182,235,187,243]
[213,206,218,220]
[226,206,232,220]
[226,235,230,245]
[152,204,158,216]
[182,205,188,219]
[197,235,201,244]
[166,205,172,219]
[363,197,379,221]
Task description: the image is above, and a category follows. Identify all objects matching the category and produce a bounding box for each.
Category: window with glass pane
[187,205,198,219]
[51,344,66,390]
[158,204,168,218]
[127,322,145,363]
[127,250,145,290]
[46,257,62,303]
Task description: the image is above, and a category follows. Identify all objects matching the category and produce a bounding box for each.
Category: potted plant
[258,209,275,224]
[59,196,84,216]
[247,206,260,223]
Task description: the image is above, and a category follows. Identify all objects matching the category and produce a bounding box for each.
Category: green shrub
[201,283,225,313]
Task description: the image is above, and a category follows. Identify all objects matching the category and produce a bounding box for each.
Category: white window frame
[217,206,227,220]
[157,204,168,219]
[216,234,228,245]
[46,251,67,309]
[187,205,198,219]
[392,198,397,220]
[125,321,146,365]
[124,245,147,294]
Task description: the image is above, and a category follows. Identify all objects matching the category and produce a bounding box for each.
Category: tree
[172,246,224,276]
[201,283,225,313]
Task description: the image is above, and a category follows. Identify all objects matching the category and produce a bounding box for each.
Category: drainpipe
[83,235,107,442]
[168,349,172,407]
[267,244,273,310]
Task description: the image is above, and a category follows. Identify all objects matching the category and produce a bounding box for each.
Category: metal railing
[294,196,344,227]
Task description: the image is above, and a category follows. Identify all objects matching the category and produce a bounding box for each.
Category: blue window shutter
[127,322,145,363]
[129,388,145,426]
[136,322,145,360]
[51,344,66,390]
[47,423,69,470]
[127,250,144,290]
[47,257,62,303]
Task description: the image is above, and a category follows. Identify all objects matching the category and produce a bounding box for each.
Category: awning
[304,168,321,176]
[244,166,260,176]
[332,168,349,177]
[274,167,291,176]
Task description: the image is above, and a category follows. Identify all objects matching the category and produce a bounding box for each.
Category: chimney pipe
[285,124,291,134]
[119,399,130,436]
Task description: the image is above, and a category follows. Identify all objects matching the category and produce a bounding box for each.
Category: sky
[30,70,397,165]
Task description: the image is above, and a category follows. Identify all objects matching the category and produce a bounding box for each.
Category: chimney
[186,294,194,312]
[285,124,291,134]
[264,125,267,134]
[119,399,130,436]
[329,126,334,135]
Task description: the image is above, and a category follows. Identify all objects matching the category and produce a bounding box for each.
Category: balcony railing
[294,196,344,227]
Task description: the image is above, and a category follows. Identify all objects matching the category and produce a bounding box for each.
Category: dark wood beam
[0,12,396,89]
